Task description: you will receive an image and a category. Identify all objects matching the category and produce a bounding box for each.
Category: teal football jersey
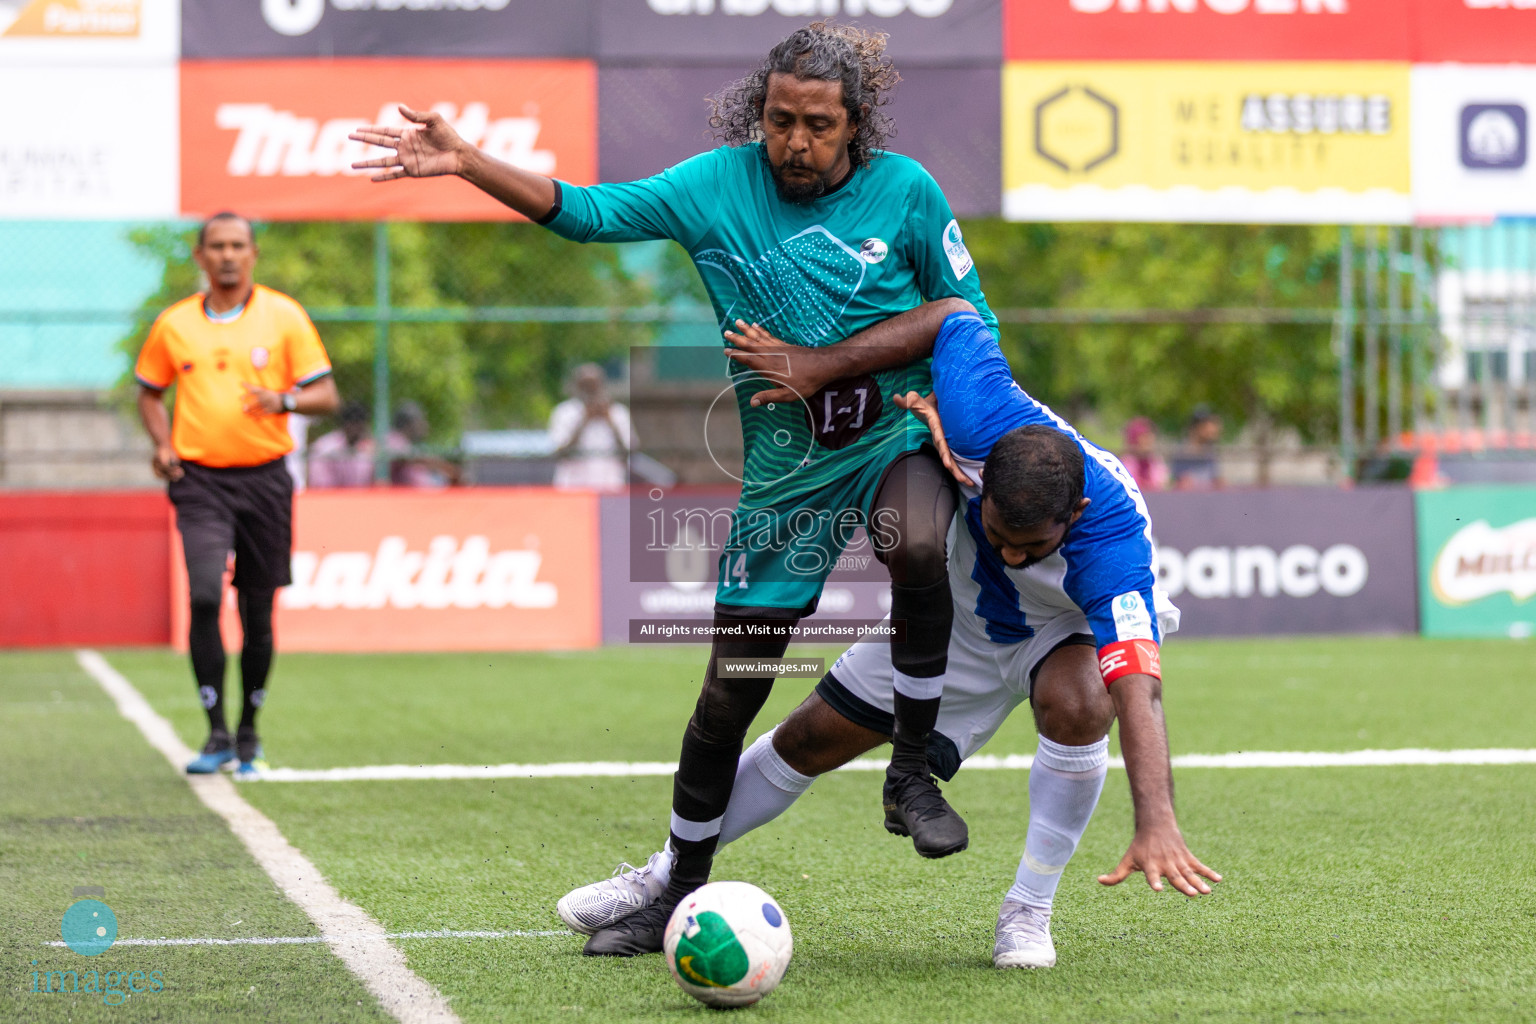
[546,142,998,507]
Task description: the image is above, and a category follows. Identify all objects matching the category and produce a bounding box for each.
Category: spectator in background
[1171,405,1223,490]
[549,363,632,492]
[1120,416,1169,493]
[308,401,375,488]
[386,401,460,488]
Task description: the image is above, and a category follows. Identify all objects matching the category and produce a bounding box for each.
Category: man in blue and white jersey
[559,304,1220,968]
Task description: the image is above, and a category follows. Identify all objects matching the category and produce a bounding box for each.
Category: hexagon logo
[1034,85,1119,175]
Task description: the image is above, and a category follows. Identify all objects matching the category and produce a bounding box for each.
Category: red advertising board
[170,490,601,652]
[1412,0,1536,62]
[180,59,597,221]
[1005,0,1412,61]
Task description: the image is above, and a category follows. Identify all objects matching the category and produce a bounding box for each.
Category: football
[663,881,793,1008]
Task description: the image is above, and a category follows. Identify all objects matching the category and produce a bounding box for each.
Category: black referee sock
[237,589,275,736]
[188,598,229,738]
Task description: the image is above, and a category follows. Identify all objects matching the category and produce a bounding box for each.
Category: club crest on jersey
[1112,590,1154,641]
[942,219,973,280]
[250,346,270,369]
[858,238,888,264]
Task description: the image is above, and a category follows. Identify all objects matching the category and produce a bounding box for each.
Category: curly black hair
[708,20,900,169]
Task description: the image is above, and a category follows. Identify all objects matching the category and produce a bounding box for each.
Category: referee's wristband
[281,392,297,412]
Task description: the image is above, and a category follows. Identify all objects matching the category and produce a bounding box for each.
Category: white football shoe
[555,850,671,935]
[993,900,1056,969]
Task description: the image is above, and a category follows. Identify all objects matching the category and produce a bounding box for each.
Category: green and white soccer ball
[663,881,793,1008]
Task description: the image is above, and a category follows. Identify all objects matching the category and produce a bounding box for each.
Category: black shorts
[169,459,294,593]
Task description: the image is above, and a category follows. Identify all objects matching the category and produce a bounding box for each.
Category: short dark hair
[197,211,253,248]
[981,425,1085,529]
[339,401,370,425]
[708,21,900,170]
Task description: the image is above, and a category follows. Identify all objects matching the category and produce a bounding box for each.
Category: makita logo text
[281,536,557,610]
[215,102,554,177]
[647,0,952,15]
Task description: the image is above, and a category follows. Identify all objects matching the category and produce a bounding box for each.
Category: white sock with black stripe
[717,730,815,847]
[1005,735,1109,911]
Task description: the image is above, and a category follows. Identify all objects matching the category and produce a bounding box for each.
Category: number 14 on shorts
[729,553,750,589]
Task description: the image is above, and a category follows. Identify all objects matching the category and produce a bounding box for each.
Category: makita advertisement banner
[593,0,1001,63]
[182,0,592,58]
[1415,486,1536,639]
[171,490,601,652]
[179,59,597,220]
[1144,489,1419,637]
[599,64,1000,215]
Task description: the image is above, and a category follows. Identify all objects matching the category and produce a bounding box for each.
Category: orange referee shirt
[135,285,332,468]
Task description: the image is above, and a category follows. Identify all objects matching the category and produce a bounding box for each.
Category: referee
[135,212,339,779]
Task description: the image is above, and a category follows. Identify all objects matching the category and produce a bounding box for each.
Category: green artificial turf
[5,638,1534,1023]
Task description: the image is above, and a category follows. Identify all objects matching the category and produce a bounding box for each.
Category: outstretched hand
[893,391,971,486]
[723,320,835,407]
[349,105,464,181]
[1099,823,1221,896]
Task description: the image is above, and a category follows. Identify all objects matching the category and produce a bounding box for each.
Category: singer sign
[170,490,601,652]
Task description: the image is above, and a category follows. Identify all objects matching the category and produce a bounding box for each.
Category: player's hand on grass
[152,444,183,482]
[893,391,970,486]
[349,105,464,181]
[1099,824,1221,897]
[724,321,835,407]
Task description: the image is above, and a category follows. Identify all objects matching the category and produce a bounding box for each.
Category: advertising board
[593,0,1000,63]
[599,64,1001,215]
[181,0,592,58]
[171,490,601,652]
[1145,488,1419,637]
[1003,61,1412,223]
[0,0,176,64]
[180,59,596,221]
[0,66,178,219]
[1411,0,1536,63]
[1416,486,1536,638]
[1412,64,1536,222]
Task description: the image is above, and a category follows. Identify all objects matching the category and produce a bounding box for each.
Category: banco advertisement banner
[1005,0,1408,62]
[599,64,1000,216]
[1003,61,1411,223]
[182,0,592,58]
[1412,65,1536,221]
[593,0,1001,63]
[1416,487,1536,639]
[171,491,601,652]
[1144,489,1418,637]
[180,59,596,221]
[0,0,175,63]
[1,67,178,219]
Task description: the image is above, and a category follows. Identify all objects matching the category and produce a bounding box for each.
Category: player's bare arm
[136,385,183,481]
[349,106,557,220]
[1098,672,1222,896]
[240,375,341,418]
[724,297,975,408]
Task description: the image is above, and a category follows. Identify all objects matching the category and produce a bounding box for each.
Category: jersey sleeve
[1061,506,1164,685]
[544,150,725,249]
[134,315,175,390]
[904,169,999,335]
[930,311,1031,461]
[285,303,332,386]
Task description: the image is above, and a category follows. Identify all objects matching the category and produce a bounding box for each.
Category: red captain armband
[1097,639,1162,687]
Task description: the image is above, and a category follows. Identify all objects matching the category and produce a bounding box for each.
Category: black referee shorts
[169,458,294,594]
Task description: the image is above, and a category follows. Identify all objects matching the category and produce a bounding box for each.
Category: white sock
[1005,735,1109,912]
[717,730,816,846]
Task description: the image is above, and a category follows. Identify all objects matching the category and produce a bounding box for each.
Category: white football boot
[556,850,671,935]
[993,900,1056,969]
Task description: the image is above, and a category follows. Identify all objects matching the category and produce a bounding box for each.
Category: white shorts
[817,611,1094,780]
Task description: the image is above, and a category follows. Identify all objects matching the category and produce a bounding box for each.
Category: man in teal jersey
[351,21,998,955]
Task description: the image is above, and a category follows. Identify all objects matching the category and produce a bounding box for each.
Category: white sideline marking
[75,650,461,1024]
[254,748,1536,783]
[45,930,571,949]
